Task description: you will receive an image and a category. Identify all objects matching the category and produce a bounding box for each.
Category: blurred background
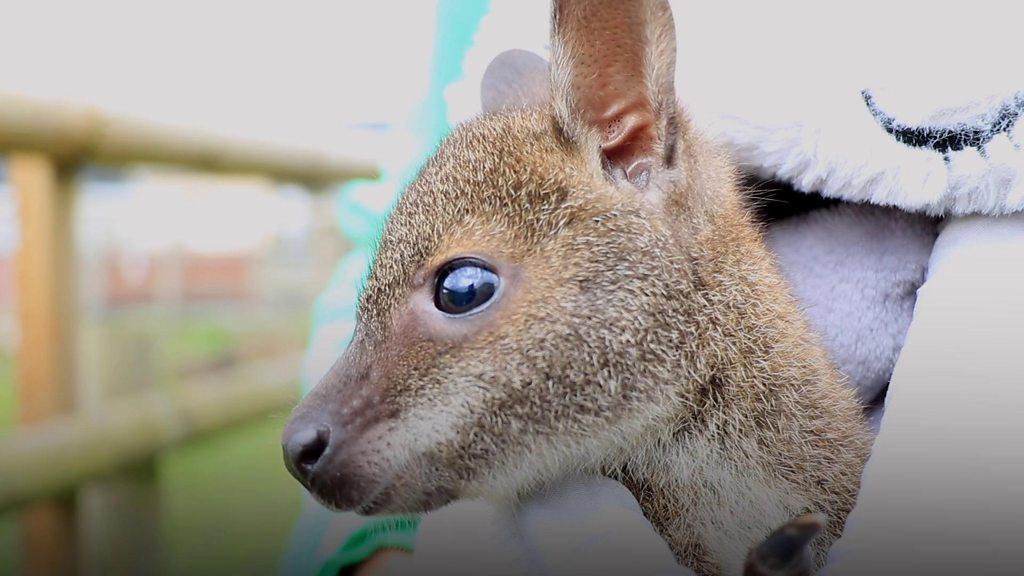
[0,1,454,574]
[5,1,998,575]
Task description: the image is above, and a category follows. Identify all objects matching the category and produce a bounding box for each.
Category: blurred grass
[164,320,237,372]
[158,415,301,576]
[0,513,18,576]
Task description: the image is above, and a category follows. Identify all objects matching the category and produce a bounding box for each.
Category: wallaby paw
[743,513,826,576]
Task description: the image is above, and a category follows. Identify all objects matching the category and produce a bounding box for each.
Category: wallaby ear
[481,49,551,114]
[551,0,679,190]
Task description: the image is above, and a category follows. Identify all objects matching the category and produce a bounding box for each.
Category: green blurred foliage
[84,306,309,391]
[163,320,237,372]
[0,352,13,430]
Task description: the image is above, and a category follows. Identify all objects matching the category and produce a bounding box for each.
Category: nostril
[297,426,330,469]
[283,425,331,484]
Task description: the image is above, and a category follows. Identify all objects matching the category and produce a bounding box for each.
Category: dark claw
[744,513,826,576]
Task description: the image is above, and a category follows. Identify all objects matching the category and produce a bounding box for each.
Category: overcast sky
[1,0,1019,257]
[0,0,439,160]
[0,1,443,256]
[2,1,1018,156]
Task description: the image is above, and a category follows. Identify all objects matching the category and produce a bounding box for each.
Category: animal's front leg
[624,448,815,576]
[744,514,825,576]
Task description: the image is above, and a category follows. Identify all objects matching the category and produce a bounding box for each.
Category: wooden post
[78,463,159,576]
[11,152,78,575]
[20,498,77,576]
[11,152,76,422]
[78,320,159,575]
[10,153,161,576]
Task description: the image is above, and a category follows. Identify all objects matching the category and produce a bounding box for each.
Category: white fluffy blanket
[672,6,1024,573]
[766,203,934,419]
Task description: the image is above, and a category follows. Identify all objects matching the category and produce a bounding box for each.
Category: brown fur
[285,1,870,574]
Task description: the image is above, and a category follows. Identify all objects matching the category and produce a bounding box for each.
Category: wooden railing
[0,94,378,187]
[0,352,303,509]
[0,93,376,575]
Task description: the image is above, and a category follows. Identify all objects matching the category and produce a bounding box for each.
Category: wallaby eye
[434,259,500,315]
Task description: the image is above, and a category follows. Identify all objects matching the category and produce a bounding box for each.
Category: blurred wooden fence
[0,94,376,575]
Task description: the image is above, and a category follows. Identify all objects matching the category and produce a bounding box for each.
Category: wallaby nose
[282,424,331,485]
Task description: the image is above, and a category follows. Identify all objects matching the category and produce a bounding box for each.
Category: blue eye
[434,259,500,315]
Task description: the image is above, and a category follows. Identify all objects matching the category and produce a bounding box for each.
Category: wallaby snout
[281,351,375,511]
[283,338,464,514]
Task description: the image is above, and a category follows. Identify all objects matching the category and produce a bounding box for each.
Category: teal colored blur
[283,2,491,574]
[305,0,492,384]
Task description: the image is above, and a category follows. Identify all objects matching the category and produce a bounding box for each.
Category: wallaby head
[284,1,868,573]
[285,0,706,509]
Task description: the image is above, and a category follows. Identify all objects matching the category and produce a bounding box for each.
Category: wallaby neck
[609,215,869,575]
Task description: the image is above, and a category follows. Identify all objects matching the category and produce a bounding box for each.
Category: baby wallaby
[284,1,871,574]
